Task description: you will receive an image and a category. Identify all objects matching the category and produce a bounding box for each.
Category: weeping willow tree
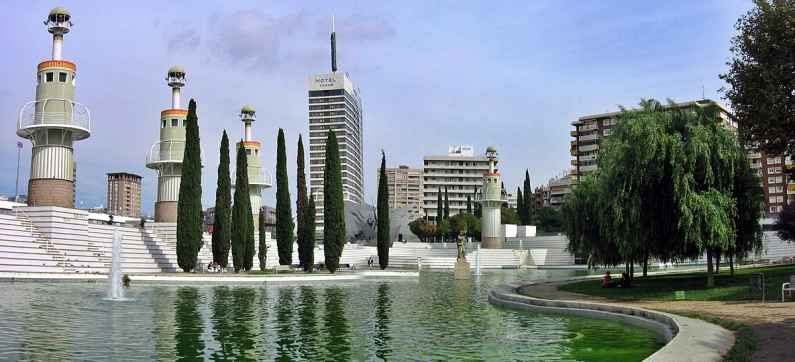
[563,99,763,286]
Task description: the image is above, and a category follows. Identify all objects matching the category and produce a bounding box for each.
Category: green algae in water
[0,270,664,361]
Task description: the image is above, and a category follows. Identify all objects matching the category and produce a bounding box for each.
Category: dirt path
[518,281,795,362]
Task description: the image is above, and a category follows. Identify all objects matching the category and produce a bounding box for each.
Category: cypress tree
[243,196,255,271]
[523,170,534,224]
[377,151,390,269]
[466,195,472,214]
[231,142,252,272]
[443,186,450,219]
[305,194,316,271]
[258,212,267,271]
[275,129,294,265]
[323,130,345,272]
[211,131,231,267]
[516,187,525,225]
[436,187,443,223]
[176,99,202,272]
[296,134,308,270]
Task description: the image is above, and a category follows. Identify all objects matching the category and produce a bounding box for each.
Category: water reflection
[275,288,295,361]
[174,287,205,361]
[323,287,351,360]
[0,270,664,361]
[373,283,392,360]
[297,286,318,359]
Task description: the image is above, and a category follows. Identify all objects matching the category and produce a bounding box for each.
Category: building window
[46,72,54,82]
[162,120,166,128]
[171,119,178,127]
[59,72,67,82]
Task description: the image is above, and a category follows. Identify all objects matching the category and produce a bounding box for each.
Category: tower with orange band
[480,146,503,248]
[146,66,188,222]
[17,7,91,208]
[236,105,272,230]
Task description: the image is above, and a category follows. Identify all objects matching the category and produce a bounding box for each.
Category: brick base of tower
[155,201,178,222]
[27,179,74,208]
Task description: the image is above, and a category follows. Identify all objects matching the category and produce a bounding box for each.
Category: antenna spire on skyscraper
[331,15,337,73]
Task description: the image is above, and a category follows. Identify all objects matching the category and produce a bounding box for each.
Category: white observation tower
[235,105,272,230]
[17,7,91,208]
[480,146,503,248]
[146,66,188,222]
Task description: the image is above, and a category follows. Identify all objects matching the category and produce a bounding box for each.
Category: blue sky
[0,1,753,214]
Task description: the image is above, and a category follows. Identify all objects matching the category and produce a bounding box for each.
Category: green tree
[211,130,231,268]
[231,142,253,272]
[443,187,450,219]
[176,99,203,272]
[323,130,346,272]
[436,187,443,224]
[409,218,427,242]
[437,219,451,243]
[501,207,520,225]
[523,170,534,224]
[304,195,316,271]
[474,187,482,219]
[516,187,525,225]
[561,176,622,268]
[568,99,763,285]
[466,195,472,214]
[275,129,294,266]
[731,160,764,275]
[377,151,390,269]
[258,212,267,271]
[721,0,795,162]
[450,212,480,239]
[536,207,562,233]
[296,134,309,270]
[777,201,795,242]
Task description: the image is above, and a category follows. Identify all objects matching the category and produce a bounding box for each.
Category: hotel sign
[313,75,338,88]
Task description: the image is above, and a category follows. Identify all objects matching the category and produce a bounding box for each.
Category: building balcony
[17,99,91,140]
[580,164,598,172]
[579,133,600,142]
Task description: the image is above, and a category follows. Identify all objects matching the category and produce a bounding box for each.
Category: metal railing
[145,140,204,166]
[17,99,91,139]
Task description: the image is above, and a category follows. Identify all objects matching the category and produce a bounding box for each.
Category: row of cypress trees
[515,170,535,225]
[180,112,364,273]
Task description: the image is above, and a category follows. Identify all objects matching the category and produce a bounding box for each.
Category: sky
[0,0,755,215]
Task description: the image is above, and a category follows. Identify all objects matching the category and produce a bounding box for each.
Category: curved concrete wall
[488,282,734,362]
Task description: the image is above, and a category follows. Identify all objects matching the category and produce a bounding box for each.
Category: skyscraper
[307,19,364,232]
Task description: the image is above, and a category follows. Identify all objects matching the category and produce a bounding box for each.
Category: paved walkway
[518,280,795,362]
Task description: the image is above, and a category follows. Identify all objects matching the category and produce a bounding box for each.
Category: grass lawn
[559,264,795,301]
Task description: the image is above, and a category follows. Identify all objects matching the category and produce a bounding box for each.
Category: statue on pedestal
[454,230,470,280]
[456,231,466,262]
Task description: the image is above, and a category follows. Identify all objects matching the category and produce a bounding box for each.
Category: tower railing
[145,140,204,168]
[146,140,185,167]
[17,99,91,139]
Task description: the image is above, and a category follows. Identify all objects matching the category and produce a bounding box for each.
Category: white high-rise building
[308,20,364,233]
[422,145,492,220]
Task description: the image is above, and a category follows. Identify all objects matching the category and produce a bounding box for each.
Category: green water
[0,270,663,361]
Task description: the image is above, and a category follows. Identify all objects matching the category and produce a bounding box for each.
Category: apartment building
[422,145,491,220]
[378,165,423,218]
[106,172,142,218]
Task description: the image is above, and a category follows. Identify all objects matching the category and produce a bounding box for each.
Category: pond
[0,270,663,361]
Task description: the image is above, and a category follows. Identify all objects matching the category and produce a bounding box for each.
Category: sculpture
[456,231,466,261]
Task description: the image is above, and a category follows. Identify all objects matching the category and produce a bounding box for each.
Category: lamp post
[15,141,22,201]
